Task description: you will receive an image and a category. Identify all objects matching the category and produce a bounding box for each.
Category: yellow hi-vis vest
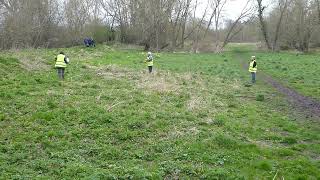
[55,54,67,68]
[249,61,257,73]
[146,56,153,67]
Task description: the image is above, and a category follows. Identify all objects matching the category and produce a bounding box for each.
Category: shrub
[0,113,5,121]
[256,94,265,101]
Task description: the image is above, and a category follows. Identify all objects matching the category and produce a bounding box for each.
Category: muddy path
[237,53,320,119]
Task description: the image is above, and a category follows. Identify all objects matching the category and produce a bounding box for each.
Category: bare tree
[1,0,318,51]
[221,0,254,48]
[316,0,320,23]
[168,0,186,49]
[257,0,272,49]
[180,0,192,48]
[204,0,227,38]
[272,0,289,51]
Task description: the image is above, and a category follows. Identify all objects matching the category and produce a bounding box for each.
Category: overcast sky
[196,0,274,20]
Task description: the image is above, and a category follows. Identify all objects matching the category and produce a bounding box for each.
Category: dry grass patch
[93,65,181,94]
[70,49,106,61]
[165,126,200,140]
[95,64,135,79]
[137,74,180,94]
[187,95,206,111]
[17,55,50,71]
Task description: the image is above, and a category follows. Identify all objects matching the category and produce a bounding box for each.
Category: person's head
[60,51,64,55]
[251,56,256,61]
[148,52,152,56]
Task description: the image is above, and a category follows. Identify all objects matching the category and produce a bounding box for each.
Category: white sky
[196,0,274,20]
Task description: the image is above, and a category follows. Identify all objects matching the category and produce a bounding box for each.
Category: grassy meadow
[0,45,319,179]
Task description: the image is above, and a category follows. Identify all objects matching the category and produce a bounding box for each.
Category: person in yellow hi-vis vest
[55,52,69,80]
[249,56,257,83]
[145,52,154,73]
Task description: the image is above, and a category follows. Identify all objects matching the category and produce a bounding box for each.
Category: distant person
[84,38,90,47]
[249,56,257,83]
[55,52,69,80]
[89,38,96,47]
[84,37,95,47]
[145,52,154,73]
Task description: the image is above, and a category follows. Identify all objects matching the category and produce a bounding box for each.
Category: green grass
[0,45,319,179]
[253,52,320,100]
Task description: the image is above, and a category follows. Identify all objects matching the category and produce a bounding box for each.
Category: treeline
[225,0,320,52]
[0,0,319,52]
[0,0,114,49]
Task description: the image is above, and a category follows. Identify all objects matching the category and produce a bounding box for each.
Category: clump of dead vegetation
[93,65,182,94]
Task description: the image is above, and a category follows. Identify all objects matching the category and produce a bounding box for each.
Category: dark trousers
[251,72,256,83]
[57,68,65,80]
[148,66,153,73]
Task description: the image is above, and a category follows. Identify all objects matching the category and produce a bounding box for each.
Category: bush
[256,94,265,101]
[280,45,290,50]
[0,113,5,121]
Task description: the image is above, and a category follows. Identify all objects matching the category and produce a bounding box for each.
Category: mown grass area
[0,45,319,179]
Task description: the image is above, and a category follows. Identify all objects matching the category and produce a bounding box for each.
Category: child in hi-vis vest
[55,52,69,80]
[249,56,257,83]
[145,52,154,73]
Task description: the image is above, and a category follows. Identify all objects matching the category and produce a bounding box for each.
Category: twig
[107,101,126,112]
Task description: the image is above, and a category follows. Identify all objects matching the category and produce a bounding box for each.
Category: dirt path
[262,73,320,119]
[238,54,320,119]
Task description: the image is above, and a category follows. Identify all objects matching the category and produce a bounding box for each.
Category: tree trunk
[272,0,288,51]
[317,0,320,24]
[180,0,191,48]
[257,0,272,50]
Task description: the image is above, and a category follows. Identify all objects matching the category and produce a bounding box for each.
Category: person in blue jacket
[84,38,95,47]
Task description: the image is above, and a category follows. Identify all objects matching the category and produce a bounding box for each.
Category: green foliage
[256,94,265,101]
[92,25,115,43]
[282,137,298,145]
[215,134,239,148]
[202,168,229,179]
[254,160,273,171]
